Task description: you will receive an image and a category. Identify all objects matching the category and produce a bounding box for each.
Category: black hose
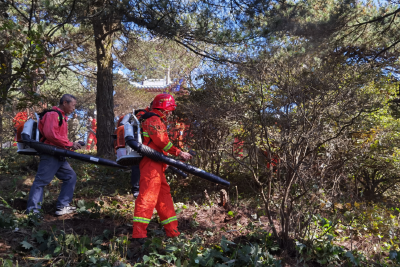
[21,134,128,169]
[125,136,230,186]
[167,166,188,178]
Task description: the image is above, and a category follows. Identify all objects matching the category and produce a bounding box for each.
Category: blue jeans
[131,165,140,193]
[26,154,77,213]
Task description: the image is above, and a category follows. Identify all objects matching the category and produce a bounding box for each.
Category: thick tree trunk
[0,104,4,158]
[92,17,118,158]
[0,50,13,158]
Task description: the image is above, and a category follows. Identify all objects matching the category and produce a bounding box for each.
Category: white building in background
[117,69,188,95]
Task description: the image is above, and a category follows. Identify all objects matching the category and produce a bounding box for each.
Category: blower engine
[16,114,40,155]
[115,112,143,166]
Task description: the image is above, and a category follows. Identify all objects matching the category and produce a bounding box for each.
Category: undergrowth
[1,151,400,266]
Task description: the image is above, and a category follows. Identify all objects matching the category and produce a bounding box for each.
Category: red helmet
[152,94,176,111]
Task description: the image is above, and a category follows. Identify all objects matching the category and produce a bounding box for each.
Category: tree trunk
[0,103,4,158]
[92,17,118,158]
[0,50,13,158]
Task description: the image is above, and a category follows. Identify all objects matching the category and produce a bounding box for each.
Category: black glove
[78,141,86,147]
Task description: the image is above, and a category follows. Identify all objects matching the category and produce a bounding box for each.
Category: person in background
[26,94,82,217]
[12,110,28,146]
[86,116,97,150]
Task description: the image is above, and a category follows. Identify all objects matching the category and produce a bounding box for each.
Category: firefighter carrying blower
[26,94,82,217]
[132,94,192,242]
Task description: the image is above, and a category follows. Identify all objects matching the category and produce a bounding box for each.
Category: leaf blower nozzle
[19,118,128,169]
[124,122,230,186]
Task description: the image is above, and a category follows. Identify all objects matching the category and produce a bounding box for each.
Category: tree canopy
[3,0,400,264]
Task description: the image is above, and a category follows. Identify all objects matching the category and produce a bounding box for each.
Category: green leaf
[166,245,178,253]
[89,256,96,263]
[21,240,33,250]
[77,199,85,208]
[3,259,13,267]
[143,255,150,263]
[345,251,357,265]
[220,235,235,252]
[54,246,61,254]
[389,250,398,259]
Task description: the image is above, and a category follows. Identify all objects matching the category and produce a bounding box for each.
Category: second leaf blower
[122,113,230,186]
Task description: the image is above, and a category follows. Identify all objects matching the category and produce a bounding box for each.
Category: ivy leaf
[220,235,235,252]
[389,250,398,259]
[345,251,357,265]
[77,199,86,208]
[143,255,150,263]
[20,240,33,250]
[54,246,61,254]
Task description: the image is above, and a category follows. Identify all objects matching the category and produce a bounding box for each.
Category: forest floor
[0,150,399,266]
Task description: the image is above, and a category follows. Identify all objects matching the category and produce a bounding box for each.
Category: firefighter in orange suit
[13,111,28,146]
[86,116,97,150]
[132,94,192,239]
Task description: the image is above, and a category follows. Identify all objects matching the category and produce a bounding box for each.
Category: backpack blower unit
[16,114,40,155]
[114,112,188,178]
[16,111,128,169]
[115,112,143,166]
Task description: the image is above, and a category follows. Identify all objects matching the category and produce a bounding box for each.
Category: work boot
[131,187,139,198]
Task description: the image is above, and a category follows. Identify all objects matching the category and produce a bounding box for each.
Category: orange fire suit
[170,121,186,148]
[13,111,28,146]
[136,108,150,121]
[132,109,182,238]
[233,137,244,158]
[86,119,97,150]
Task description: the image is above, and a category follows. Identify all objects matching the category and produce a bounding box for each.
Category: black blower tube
[21,134,128,169]
[167,166,188,178]
[125,136,230,186]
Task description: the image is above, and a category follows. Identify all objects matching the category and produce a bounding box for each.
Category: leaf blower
[113,112,188,178]
[120,113,230,186]
[16,113,128,169]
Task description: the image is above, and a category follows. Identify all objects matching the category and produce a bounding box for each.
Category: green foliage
[15,228,131,266]
[119,39,201,82]
[135,234,281,267]
[296,236,346,266]
[0,258,13,267]
[0,209,18,229]
[0,152,16,173]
